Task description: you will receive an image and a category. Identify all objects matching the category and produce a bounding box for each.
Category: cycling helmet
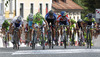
[35,12,43,19]
[49,10,54,16]
[60,11,66,16]
[71,18,76,23]
[87,13,92,19]
[28,13,33,19]
[4,20,8,23]
[29,13,33,17]
[17,16,22,22]
[77,19,82,22]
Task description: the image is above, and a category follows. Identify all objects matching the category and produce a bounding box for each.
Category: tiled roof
[52,0,83,10]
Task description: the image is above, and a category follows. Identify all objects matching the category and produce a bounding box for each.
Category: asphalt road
[0,46,100,57]
[0,35,99,57]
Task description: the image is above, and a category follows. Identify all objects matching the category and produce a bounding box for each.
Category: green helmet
[70,19,76,23]
[4,20,8,23]
[35,12,43,19]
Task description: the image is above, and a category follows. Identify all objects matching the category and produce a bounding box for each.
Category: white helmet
[17,16,22,21]
[28,13,33,20]
[78,19,82,22]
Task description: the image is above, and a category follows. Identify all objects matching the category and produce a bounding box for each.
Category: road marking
[12,49,100,55]
[0,52,13,54]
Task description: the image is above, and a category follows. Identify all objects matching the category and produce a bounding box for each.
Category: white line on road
[0,52,13,54]
[12,49,100,55]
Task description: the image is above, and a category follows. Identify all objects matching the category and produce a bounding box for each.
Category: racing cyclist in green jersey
[32,12,46,44]
[69,18,76,46]
[2,20,10,42]
[83,13,97,46]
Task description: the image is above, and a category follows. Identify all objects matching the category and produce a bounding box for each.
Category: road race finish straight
[12,49,100,55]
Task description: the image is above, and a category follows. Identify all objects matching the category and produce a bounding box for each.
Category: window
[77,16,79,20]
[30,3,34,14]
[54,0,58,2]
[20,3,24,17]
[74,16,75,19]
[46,3,48,14]
[40,3,42,14]
[61,0,66,2]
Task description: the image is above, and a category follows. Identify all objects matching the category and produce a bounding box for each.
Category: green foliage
[72,0,97,19]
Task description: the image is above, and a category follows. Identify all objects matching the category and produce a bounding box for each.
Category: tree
[72,0,96,19]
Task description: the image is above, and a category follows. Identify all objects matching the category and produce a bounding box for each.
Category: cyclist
[33,13,46,45]
[69,18,76,46]
[2,20,10,43]
[10,16,24,45]
[83,13,97,46]
[76,19,86,46]
[27,13,34,42]
[57,11,70,46]
[45,10,57,44]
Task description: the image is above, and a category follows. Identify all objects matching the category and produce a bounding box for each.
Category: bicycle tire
[64,31,66,48]
[87,30,89,48]
[32,30,36,49]
[89,31,91,49]
[47,30,51,49]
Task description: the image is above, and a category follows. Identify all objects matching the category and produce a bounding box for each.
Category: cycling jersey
[33,19,45,26]
[12,16,23,28]
[2,21,10,31]
[45,13,57,25]
[84,17,96,25]
[57,15,70,25]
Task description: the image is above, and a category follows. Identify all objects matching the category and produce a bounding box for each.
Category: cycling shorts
[46,19,55,25]
[59,21,67,25]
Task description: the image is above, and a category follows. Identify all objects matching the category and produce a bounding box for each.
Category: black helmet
[87,13,92,19]
[49,10,54,16]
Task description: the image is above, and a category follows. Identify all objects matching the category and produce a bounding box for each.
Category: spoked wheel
[89,33,91,49]
[32,37,35,49]
[64,33,66,49]
[87,33,89,48]
[48,40,51,49]
[5,41,7,48]
[52,38,54,49]
[32,42,35,49]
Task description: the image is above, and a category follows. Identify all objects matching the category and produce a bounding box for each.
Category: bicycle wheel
[64,31,66,48]
[32,30,36,49]
[5,37,7,48]
[42,32,45,50]
[89,31,91,49]
[72,32,75,46]
[87,30,89,48]
[55,30,58,46]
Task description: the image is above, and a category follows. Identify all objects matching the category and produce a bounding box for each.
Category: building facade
[3,0,83,21]
[3,0,52,20]
[52,0,83,21]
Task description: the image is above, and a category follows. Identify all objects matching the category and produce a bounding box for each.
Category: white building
[3,0,52,20]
